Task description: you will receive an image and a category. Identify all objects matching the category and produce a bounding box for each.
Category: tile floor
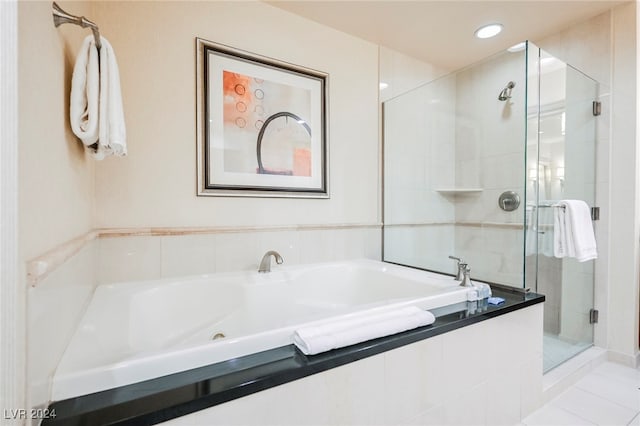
[521,362,640,425]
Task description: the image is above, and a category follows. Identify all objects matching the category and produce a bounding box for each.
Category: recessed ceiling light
[475,23,503,39]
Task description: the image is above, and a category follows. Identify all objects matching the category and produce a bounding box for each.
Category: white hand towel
[70,35,126,160]
[293,306,435,356]
[70,36,100,147]
[553,200,597,262]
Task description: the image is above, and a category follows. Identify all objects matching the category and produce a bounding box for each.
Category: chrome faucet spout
[258,250,283,273]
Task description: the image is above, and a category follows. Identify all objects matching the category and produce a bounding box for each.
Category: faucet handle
[449,256,466,281]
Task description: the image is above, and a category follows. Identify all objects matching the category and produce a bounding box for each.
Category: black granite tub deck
[43,286,544,426]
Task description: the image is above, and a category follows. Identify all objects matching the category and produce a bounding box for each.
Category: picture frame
[196,38,329,198]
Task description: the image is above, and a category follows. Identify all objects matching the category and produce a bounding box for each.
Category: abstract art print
[196,39,328,198]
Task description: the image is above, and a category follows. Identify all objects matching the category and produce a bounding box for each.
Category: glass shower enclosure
[382,41,599,372]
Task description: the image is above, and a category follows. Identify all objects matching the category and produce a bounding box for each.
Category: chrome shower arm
[52,2,102,50]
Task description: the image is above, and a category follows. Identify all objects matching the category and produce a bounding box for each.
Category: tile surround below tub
[28,241,98,407]
[97,235,162,284]
[383,334,445,424]
[160,234,217,277]
[26,231,98,286]
[28,224,382,286]
[258,230,301,266]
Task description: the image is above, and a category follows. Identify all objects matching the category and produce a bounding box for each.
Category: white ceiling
[267,0,627,71]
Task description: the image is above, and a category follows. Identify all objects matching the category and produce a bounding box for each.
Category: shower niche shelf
[435,188,483,195]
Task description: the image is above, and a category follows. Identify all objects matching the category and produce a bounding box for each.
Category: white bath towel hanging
[553,200,597,262]
[70,35,126,160]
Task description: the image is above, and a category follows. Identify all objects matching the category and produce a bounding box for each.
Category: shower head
[498,81,516,101]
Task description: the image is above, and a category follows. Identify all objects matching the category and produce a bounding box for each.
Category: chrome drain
[212,332,225,340]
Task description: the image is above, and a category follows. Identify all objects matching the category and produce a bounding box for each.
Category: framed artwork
[196,38,329,198]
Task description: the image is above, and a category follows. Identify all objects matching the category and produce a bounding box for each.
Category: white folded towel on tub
[70,35,126,160]
[293,306,435,356]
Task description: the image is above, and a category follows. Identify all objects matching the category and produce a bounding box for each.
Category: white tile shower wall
[535,256,563,334]
[96,227,381,284]
[160,304,543,426]
[384,75,456,224]
[454,225,524,286]
[384,225,456,274]
[27,240,97,407]
[383,64,457,273]
[452,51,527,287]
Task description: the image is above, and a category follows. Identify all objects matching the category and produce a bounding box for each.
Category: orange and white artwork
[221,71,312,177]
[199,39,327,197]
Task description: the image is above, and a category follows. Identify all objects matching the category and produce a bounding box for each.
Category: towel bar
[535,204,599,220]
[537,204,566,210]
[52,2,101,50]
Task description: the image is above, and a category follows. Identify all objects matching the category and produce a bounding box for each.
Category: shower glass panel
[383,45,529,287]
[532,50,598,373]
[383,42,599,372]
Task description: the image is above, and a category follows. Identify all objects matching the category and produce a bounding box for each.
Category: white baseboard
[607,349,640,368]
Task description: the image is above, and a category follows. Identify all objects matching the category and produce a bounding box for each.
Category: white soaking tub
[52,259,472,400]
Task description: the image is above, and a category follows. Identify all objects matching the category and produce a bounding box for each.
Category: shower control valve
[498,191,521,212]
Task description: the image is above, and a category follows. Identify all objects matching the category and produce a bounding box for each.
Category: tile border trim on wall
[384,221,524,230]
[26,231,99,286]
[26,223,383,286]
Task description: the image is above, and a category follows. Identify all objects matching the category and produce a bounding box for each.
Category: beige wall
[18,1,95,263]
[607,2,639,363]
[92,1,380,229]
[19,0,98,409]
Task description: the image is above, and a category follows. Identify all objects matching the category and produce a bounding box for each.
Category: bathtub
[52,259,472,401]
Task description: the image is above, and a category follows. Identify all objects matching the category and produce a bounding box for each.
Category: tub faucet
[258,250,283,273]
[448,255,467,281]
[460,265,474,287]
